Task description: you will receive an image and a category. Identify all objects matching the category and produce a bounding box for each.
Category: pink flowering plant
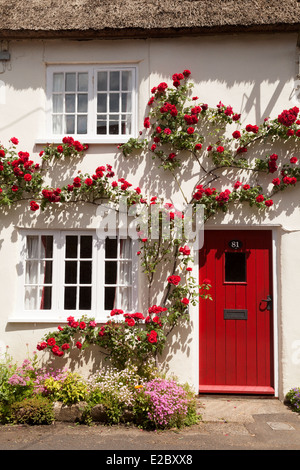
[134,377,199,429]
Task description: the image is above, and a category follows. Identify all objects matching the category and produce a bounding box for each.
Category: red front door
[199,230,274,395]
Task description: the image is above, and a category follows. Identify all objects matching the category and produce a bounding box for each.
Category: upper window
[16,231,138,322]
[46,65,137,143]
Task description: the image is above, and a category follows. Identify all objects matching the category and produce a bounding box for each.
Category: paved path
[0,396,300,452]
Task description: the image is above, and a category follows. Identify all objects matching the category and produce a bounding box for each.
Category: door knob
[261,295,272,311]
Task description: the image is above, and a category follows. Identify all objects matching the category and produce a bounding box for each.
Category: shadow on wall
[158,319,194,381]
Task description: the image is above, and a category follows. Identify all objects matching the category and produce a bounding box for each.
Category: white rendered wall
[0,33,299,398]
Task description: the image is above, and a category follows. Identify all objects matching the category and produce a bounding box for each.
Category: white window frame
[39,64,138,145]
[12,230,139,323]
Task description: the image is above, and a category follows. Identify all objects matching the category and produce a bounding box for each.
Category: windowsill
[35,136,135,146]
[8,313,111,324]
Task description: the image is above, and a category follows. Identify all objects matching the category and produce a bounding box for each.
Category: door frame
[194,225,279,397]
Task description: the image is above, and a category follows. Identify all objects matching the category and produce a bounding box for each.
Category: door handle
[261,295,272,311]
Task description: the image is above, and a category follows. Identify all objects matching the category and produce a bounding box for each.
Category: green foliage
[10,396,54,425]
[44,372,88,405]
[285,387,300,413]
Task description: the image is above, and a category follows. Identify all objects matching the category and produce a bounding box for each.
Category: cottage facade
[1,1,300,399]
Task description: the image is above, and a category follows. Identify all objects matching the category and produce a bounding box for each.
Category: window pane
[66,115,75,134]
[66,236,78,258]
[53,73,64,92]
[79,287,91,309]
[80,236,92,258]
[109,116,119,135]
[65,261,77,284]
[97,94,107,113]
[109,71,120,91]
[77,115,87,134]
[65,94,76,113]
[105,238,117,258]
[65,73,76,92]
[25,287,38,310]
[41,260,53,284]
[121,115,131,135]
[52,115,63,134]
[225,252,246,282]
[78,72,88,92]
[26,236,39,259]
[122,71,132,91]
[119,287,132,311]
[41,236,53,259]
[53,94,63,113]
[97,118,107,135]
[119,261,132,285]
[25,261,38,284]
[77,94,88,113]
[64,286,77,309]
[39,287,52,310]
[80,261,92,284]
[120,239,131,258]
[105,286,116,310]
[122,93,131,112]
[97,71,107,91]
[105,261,117,284]
[109,93,119,113]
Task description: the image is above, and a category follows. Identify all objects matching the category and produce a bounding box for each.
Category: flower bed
[0,351,200,429]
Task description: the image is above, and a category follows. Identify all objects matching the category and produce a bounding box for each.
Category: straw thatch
[0,0,300,39]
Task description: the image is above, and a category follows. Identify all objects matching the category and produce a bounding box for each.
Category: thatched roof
[0,0,300,39]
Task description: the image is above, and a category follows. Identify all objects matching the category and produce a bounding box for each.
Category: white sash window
[17,231,138,322]
[44,65,137,144]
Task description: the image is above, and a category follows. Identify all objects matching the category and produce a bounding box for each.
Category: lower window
[20,231,137,321]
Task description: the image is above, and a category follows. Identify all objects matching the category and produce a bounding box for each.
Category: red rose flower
[167,275,181,285]
[179,245,191,256]
[181,298,189,305]
[183,69,191,77]
[187,127,194,134]
[126,318,135,326]
[265,200,273,207]
[157,82,168,93]
[290,157,298,164]
[79,321,86,330]
[194,143,202,150]
[256,195,264,202]
[110,309,124,316]
[76,341,82,349]
[85,177,93,186]
[57,145,64,153]
[272,178,281,186]
[30,200,39,211]
[216,146,224,153]
[232,130,241,139]
[144,117,150,128]
[47,337,56,346]
[24,173,32,182]
[147,330,158,343]
[10,137,19,145]
[73,177,81,187]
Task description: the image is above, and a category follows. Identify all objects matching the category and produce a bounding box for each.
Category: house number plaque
[228,240,242,250]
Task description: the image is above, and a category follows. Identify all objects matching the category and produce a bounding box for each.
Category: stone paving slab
[197,396,299,423]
